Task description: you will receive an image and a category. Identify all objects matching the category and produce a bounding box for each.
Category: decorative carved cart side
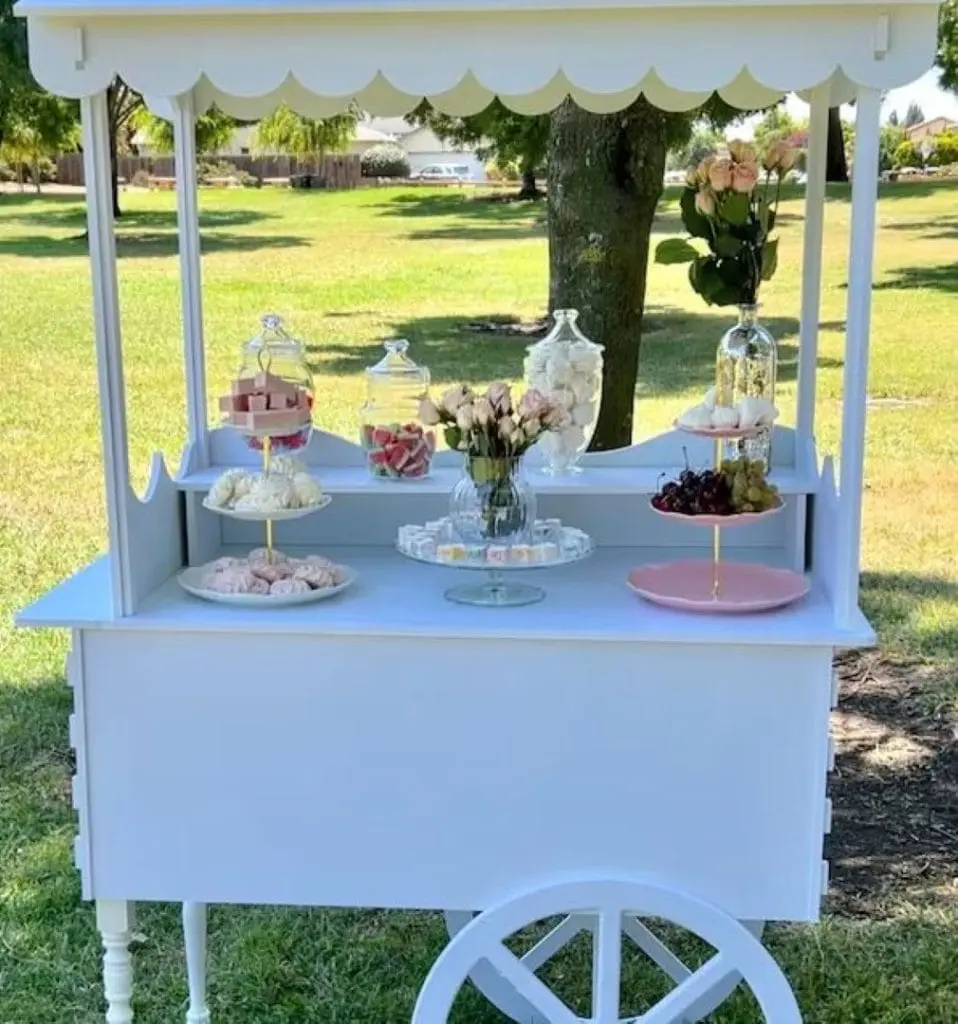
[16,0,938,1020]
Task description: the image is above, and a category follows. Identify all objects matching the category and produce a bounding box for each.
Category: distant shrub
[130,168,151,188]
[197,159,258,187]
[361,144,410,179]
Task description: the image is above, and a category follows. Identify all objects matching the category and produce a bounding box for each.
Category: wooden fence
[56,152,362,189]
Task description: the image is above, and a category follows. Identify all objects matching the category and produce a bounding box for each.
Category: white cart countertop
[19,547,875,647]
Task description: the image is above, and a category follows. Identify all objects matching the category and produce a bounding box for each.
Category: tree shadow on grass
[870,263,958,294]
[0,202,276,233]
[0,230,307,259]
[304,305,839,397]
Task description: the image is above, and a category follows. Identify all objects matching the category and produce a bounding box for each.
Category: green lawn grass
[1,180,956,1022]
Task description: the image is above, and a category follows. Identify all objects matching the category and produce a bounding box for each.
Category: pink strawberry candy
[368,449,389,467]
[371,427,395,447]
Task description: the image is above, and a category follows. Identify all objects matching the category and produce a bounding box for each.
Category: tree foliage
[135,105,237,155]
[667,125,723,171]
[752,105,797,154]
[254,105,356,170]
[894,139,922,168]
[360,143,409,178]
[878,122,906,171]
[903,102,925,127]
[940,0,958,93]
[887,109,900,127]
[930,130,958,166]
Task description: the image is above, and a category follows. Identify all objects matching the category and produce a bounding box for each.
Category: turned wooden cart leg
[183,902,212,1024]
[96,900,135,1024]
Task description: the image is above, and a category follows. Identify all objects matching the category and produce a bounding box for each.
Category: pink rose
[498,415,519,442]
[694,187,716,217]
[486,381,513,415]
[473,397,495,427]
[455,404,475,431]
[441,385,472,416]
[728,140,757,165]
[731,160,759,194]
[708,157,733,192]
[518,388,548,418]
[696,156,716,185]
[418,398,441,426]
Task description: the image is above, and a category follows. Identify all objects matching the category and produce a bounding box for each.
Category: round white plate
[178,563,356,607]
[202,493,332,521]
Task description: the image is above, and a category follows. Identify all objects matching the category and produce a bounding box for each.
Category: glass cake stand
[399,542,594,607]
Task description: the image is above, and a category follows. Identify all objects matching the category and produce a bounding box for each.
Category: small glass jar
[359,339,434,480]
[524,309,604,474]
[715,304,778,468]
[449,455,536,545]
[221,314,314,455]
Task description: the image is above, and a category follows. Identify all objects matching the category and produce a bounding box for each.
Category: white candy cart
[16,0,939,1020]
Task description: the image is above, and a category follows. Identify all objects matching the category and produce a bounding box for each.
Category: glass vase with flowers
[654,139,798,466]
[419,382,569,546]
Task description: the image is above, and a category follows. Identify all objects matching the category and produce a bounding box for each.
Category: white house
[364,116,486,180]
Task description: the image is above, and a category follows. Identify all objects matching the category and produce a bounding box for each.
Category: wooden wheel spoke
[637,953,730,1024]
[622,917,692,984]
[521,914,591,972]
[485,940,580,1024]
[591,909,623,1022]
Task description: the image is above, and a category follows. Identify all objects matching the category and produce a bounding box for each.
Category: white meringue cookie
[710,405,740,429]
[738,396,778,428]
[677,403,713,430]
[702,386,717,410]
[290,472,324,508]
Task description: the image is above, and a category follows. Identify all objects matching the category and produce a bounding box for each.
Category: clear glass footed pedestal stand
[399,541,594,607]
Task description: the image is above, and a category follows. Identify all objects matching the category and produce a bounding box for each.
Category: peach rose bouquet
[419,381,568,459]
[654,139,798,307]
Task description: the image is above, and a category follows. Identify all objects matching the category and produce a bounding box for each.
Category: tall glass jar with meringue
[523,309,604,475]
[715,304,778,468]
[359,339,435,480]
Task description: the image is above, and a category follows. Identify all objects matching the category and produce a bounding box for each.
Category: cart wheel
[443,910,764,1023]
[423,881,799,1024]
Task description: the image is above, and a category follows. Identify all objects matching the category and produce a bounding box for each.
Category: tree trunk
[825,107,848,183]
[32,156,41,194]
[548,97,670,450]
[109,121,121,218]
[517,166,541,200]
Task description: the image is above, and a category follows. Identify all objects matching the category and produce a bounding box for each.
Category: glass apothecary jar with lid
[359,339,435,480]
[524,309,604,475]
[219,313,314,454]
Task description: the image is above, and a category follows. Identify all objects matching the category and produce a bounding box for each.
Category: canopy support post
[80,91,134,618]
[836,86,881,627]
[172,92,209,467]
[795,83,829,451]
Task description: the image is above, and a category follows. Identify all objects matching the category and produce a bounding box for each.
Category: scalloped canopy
[17,0,941,114]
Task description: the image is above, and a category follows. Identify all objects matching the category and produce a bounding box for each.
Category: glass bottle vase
[449,455,536,545]
[715,304,778,469]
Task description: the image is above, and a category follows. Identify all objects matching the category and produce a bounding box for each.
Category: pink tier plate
[672,420,763,440]
[649,498,783,528]
[627,560,810,614]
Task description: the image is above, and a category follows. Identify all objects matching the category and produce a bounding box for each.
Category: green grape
[747,486,763,502]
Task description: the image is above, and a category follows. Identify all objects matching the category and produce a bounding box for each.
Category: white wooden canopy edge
[18,0,939,113]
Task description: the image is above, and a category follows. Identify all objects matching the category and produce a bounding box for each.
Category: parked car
[410,163,474,182]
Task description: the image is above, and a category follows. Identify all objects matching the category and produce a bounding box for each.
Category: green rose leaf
[690,255,726,305]
[761,238,779,281]
[719,191,750,227]
[655,238,701,265]
[755,193,771,234]
[680,186,712,240]
[444,425,463,450]
[712,234,743,258]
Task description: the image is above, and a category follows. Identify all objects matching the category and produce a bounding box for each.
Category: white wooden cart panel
[78,629,832,921]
